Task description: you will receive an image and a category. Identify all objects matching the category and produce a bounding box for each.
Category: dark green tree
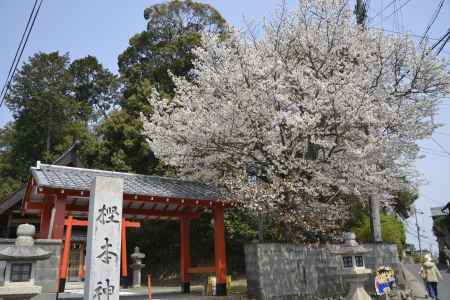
[81,110,169,175]
[5,52,76,168]
[118,0,227,115]
[0,124,23,198]
[0,52,118,201]
[390,189,418,219]
[69,56,120,124]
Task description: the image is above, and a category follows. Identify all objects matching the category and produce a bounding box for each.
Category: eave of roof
[31,164,220,201]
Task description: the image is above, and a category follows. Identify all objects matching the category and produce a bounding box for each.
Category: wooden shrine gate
[22,164,230,296]
[59,216,140,288]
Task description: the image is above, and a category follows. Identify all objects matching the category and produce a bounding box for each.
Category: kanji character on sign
[96,237,118,264]
[96,205,120,225]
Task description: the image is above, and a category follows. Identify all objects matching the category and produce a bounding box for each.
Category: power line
[428,27,450,57]
[421,149,450,159]
[384,0,413,21]
[413,206,423,256]
[369,26,450,55]
[434,130,450,136]
[419,0,446,47]
[431,136,450,156]
[391,0,404,33]
[431,29,450,49]
[369,26,441,41]
[0,0,44,108]
[369,0,397,24]
[0,0,39,101]
[421,146,450,157]
[435,31,450,55]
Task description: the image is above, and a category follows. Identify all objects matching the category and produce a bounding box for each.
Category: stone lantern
[0,224,51,300]
[332,232,372,300]
[130,246,145,288]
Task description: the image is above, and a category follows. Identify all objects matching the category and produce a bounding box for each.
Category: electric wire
[421,150,450,159]
[369,26,441,41]
[431,30,450,49]
[419,0,446,47]
[369,0,397,24]
[369,26,450,55]
[420,146,450,157]
[434,130,450,137]
[430,136,450,156]
[0,0,44,108]
[383,0,413,21]
[0,0,39,101]
[391,0,403,33]
[435,31,450,55]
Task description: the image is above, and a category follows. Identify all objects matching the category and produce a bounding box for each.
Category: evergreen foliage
[0,52,118,200]
[119,0,227,115]
[352,213,406,254]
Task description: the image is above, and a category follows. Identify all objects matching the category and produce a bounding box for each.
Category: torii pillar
[180,217,191,293]
[214,205,227,296]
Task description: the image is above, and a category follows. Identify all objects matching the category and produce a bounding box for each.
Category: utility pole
[354,0,383,243]
[355,0,368,27]
[414,207,423,257]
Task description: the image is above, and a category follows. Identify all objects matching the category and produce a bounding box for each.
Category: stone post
[84,177,123,300]
[130,247,146,288]
[370,195,382,243]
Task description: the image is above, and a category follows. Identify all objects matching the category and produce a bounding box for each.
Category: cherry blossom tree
[143,0,450,240]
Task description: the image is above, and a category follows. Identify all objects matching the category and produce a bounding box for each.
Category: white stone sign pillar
[84,176,124,300]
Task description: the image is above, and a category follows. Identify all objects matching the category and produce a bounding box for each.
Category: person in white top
[420,254,443,300]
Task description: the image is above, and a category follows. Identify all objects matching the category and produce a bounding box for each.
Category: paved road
[403,263,450,299]
[438,268,450,299]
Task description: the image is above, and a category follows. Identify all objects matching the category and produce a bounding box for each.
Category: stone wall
[245,242,401,300]
[0,238,62,300]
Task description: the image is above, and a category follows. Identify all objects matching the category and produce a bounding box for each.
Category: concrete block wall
[0,238,62,300]
[364,243,403,286]
[245,242,400,300]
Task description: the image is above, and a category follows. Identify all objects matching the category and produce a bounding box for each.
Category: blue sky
[0,0,449,252]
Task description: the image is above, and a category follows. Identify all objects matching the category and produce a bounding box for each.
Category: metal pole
[355,0,367,26]
[414,207,423,257]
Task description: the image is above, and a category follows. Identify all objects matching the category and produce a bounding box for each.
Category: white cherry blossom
[143,0,450,238]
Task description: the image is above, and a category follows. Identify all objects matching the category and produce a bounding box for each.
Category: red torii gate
[22,164,230,296]
[59,216,141,286]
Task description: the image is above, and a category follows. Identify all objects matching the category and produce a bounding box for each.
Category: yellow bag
[420,269,427,281]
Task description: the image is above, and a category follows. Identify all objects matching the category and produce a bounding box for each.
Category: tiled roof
[31,164,219,201]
